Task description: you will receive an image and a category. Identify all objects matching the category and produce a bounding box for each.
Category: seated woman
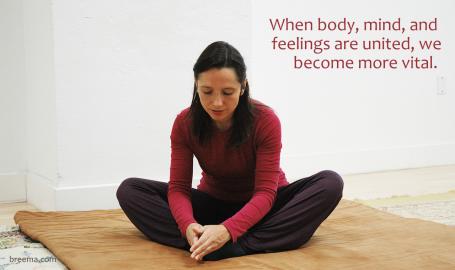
[116,41,344,261]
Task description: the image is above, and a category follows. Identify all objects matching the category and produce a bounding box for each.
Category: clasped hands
[186,223,231,261]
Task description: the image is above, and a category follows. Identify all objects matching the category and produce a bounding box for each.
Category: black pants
[116,170,343,255]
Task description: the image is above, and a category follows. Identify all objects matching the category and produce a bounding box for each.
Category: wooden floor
[1,165,455,226]
[342,164,455,200]
[0,201,38,226]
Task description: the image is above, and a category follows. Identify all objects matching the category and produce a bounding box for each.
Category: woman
[116,41,344,261]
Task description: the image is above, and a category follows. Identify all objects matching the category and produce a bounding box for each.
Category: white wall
[3,0,252,210]
[1,0,454,210]
[0,0,27,202]
[51,0,252,189]
[251,0,455,180]
[21,0,60,209]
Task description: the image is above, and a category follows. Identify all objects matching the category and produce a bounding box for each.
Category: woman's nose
[213,95,223,106]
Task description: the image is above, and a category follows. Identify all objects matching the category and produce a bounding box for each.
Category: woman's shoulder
[249,99,281,144]
[251,98,280,123]
[177,106,191,116]
[171,107,192,137]
[174,106,191,123]
[248,99,282,147]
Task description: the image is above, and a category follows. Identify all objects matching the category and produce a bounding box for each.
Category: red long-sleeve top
[167,99,289,243]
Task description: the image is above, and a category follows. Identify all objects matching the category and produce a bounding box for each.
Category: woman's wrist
[220,224,232,241]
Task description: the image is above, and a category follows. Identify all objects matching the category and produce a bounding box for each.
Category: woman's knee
[318,170,344,201]
[116,177,140,204]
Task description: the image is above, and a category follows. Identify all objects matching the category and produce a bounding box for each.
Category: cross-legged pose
[116,41,344,261]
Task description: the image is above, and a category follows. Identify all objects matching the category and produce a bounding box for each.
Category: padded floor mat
[14,199,455,269]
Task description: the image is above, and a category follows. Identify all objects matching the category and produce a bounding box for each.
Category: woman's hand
[190,224,231,261]
[186,223,205,247]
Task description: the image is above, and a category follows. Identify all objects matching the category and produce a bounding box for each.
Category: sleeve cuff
[180,219,197,239]
[222,219,238,243]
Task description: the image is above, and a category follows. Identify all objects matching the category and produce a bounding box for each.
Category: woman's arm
[222,112,282,243]
[167,112,197,238]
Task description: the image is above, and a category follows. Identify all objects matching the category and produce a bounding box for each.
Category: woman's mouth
[211,110,224,115]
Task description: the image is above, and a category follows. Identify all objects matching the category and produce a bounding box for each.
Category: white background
[1,0,454,210]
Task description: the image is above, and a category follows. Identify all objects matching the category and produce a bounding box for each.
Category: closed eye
[203,92,233,96]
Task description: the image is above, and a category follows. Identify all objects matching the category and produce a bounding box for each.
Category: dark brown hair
[187,41,256,148]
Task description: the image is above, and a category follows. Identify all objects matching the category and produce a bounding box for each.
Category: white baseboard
[0,173,26,203]
[15,142,455,210]
[55,184,120,211]
[282,142,455,180]
[26,174,121,211]
[26,173,56,210]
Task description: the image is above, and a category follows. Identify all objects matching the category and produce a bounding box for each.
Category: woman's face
[195,67,245,130]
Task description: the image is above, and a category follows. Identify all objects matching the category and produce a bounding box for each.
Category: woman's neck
[214,119,232,131]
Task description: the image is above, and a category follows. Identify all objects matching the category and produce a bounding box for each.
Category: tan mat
[14,199,455,270]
